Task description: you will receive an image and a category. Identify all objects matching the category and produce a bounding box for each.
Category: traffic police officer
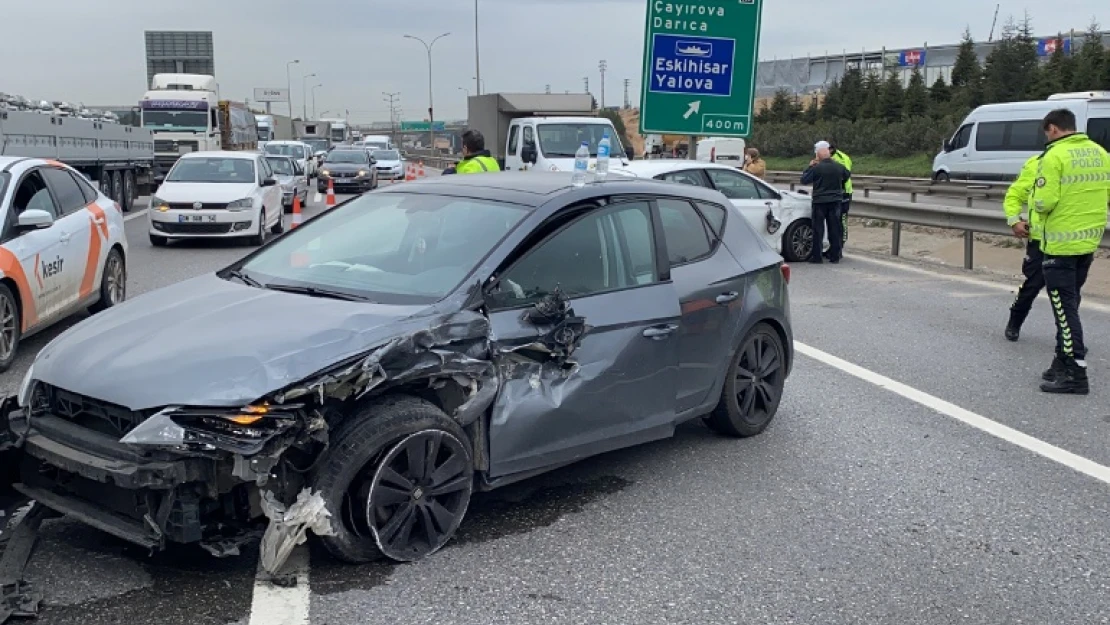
[444,129,501,175]
[1004,153,1045,341]
[1031,108,1110,394]
[829,141,853,246]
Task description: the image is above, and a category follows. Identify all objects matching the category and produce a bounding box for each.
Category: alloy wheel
[734,331,784,425]
[105,254,125,304]
[361,430,473,562]
[0,295,16,362]
[791,223,813,261]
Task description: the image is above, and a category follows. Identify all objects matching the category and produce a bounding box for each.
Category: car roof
[265,140,306,145]
[611,160,745,178]
[181,151,258,160]
[378,171,734,208]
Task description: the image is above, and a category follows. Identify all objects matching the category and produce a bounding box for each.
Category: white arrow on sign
[683,101,702,119]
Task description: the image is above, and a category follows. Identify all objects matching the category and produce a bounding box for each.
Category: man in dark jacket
[800,141,850,263]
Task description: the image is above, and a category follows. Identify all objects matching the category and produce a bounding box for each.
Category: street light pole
[286,59,299,135]
[311,84,322,119]
[405,32,450,153]
[301,73,316,120]
[384,92,400,146]
[474,0,482,96]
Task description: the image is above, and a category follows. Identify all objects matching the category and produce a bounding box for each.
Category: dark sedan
[318,149,378,193]
[1,173,793,570]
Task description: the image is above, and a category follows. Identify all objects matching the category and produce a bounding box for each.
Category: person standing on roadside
[1030,108,1110,395]
[828,141,853,248]
[1003,153,1046,342]
[444,129,501,175]
[743,148,766,179]
[800,141,850,264]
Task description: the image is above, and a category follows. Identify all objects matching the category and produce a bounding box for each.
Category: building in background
[755,30,1110,99]
[144,31,215,89]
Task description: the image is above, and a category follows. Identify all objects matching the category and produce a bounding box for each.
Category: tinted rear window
[1088,118,1110,152]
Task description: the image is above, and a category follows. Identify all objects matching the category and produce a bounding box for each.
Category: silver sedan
[264,155,309,213]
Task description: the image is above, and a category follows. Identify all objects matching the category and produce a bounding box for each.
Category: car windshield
[265,144,305,158]
[167,157,256,183]
[537,124,625,158]
[142,109,209,132]
[326,151,368,164]
[234,192,529,304]
[266,157,295,175]
[304,140,329,152]
[373,150,399,161]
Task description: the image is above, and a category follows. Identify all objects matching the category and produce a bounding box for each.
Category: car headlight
[357,169,368,177]
[150,195,170,212]
[227,198,253,211]
[320,169,330,177]
[120,402,300,455]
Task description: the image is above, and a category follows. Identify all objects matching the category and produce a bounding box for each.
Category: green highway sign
[400,121,446,131]
[638,0,764,138]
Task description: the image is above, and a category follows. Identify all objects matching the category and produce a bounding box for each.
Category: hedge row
[749,116,962,159]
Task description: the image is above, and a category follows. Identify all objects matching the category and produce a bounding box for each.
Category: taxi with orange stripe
[0,157,128,371]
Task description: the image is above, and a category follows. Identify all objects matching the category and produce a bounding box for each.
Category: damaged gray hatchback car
[0,172,793,567]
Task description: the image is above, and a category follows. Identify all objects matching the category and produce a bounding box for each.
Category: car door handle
[642,324,678,339]
[716,292,739,304]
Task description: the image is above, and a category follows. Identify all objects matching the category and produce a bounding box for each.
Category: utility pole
[623,78,630,109]
[545,84,551,94]
[474,0,482,95]
[598,60,607,109]
[583,77,589,94]
[384,92,400,146]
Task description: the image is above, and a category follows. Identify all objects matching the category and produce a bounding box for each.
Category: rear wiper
[226,269,261,287]
[263,283,370,301]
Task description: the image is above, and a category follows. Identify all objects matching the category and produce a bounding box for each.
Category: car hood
[376,160,402,168]
[322,163,366,172]
[31,273,431,411]
[155,182,259,203]
[274,173,296,185]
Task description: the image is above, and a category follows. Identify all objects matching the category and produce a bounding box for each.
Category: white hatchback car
[371,148,404,180]
[611,161,827,262]
[148,152,285,247]
[0,157,129,370]
[264,141,317,179]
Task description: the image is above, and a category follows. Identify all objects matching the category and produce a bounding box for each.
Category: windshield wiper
[226,269,261,287]
[263,283,371,301]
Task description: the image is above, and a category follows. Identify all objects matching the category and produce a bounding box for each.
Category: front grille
[167,202,229,210]
[159,222,234,234]
[331,171,356,178]
[45,385,156,436]
[154,140,199,152]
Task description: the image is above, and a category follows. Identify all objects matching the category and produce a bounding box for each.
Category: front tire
[311,396,474,564]
[934,170,950,182]
[704,323,786,437]
[88,247,126,314]
[248,210,266,246]
[271,210,285,235]
[0,284,22,373]
[781,219,813,262]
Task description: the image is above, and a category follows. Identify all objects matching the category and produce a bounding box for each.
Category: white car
[148,151,284,247]
[264,155,309,212]
[0,157,129,370]
[263,141,317,179]
[610,161,827,262]
[371,148,404,180]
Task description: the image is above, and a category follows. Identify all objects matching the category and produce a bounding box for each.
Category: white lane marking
[844,253,1110,314]
[796,341,1110,487]
[124,209,147,223]
[248,545,311,625]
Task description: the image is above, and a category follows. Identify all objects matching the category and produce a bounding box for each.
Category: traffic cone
[291,194,303,229]
[326,178,336,207]
[417,161,426,178]
[405,163,416,182]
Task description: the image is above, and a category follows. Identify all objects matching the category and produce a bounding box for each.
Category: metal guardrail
[765,171,1008,207]
[849,197,1110,269]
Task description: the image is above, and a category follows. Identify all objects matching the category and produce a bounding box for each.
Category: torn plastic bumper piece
[0,502,49,623]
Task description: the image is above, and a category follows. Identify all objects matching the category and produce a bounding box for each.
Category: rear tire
[88,247,126,314]
[271,211,285,235]
[311,396,474,564]
[0,284,21,374]
[704,322,786,437]
[110,171,123,205]
[121,170,136,212]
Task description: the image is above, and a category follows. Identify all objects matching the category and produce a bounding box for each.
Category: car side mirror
[521,144,537,164]
[16,209,54,231]
[624,146,634,160]
[262,178,277,187]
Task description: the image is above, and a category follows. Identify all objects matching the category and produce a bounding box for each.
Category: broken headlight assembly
[121,403,302,455]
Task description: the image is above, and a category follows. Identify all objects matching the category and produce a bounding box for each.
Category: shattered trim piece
[0,502,48,623]
[258,488,335,577]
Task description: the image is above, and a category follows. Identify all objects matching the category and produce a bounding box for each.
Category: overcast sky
[2,1,1107,122]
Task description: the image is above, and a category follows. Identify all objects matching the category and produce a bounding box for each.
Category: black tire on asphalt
[311,395,474,564]
[704,322,786,438]
[88,247,126,314]
[248,210,266,246]
[781,220,813,262]
[110,171,123,205]
[934,171,950,182]
[0,283,22,374]
[149,234,168,247]
[271,211,285,235]
[120,170,136,212]
[100,172,115,203]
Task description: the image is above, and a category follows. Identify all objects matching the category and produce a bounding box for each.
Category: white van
[696,137,747,167]
[504,117,630,172]
[932,91,1110,182]
[360,135,393,151]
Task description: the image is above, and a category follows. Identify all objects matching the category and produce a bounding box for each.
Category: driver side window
[490,201,657,308]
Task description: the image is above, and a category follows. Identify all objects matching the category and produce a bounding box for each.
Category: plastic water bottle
[596,131,611,179]
[572,141,589,187]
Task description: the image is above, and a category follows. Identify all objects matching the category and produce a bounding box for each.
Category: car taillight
[780,263,791,284]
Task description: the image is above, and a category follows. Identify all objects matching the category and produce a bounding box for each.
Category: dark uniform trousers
[810,201,843,262]
[840,193,852,245]
[1008,239,1046,329]
[1042,253,1094,361]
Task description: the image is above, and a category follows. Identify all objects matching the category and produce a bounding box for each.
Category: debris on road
[0,502,48,623]
[258,489,333,578]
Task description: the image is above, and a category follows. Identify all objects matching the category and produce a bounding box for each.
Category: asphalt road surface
[4,173,1110,624]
